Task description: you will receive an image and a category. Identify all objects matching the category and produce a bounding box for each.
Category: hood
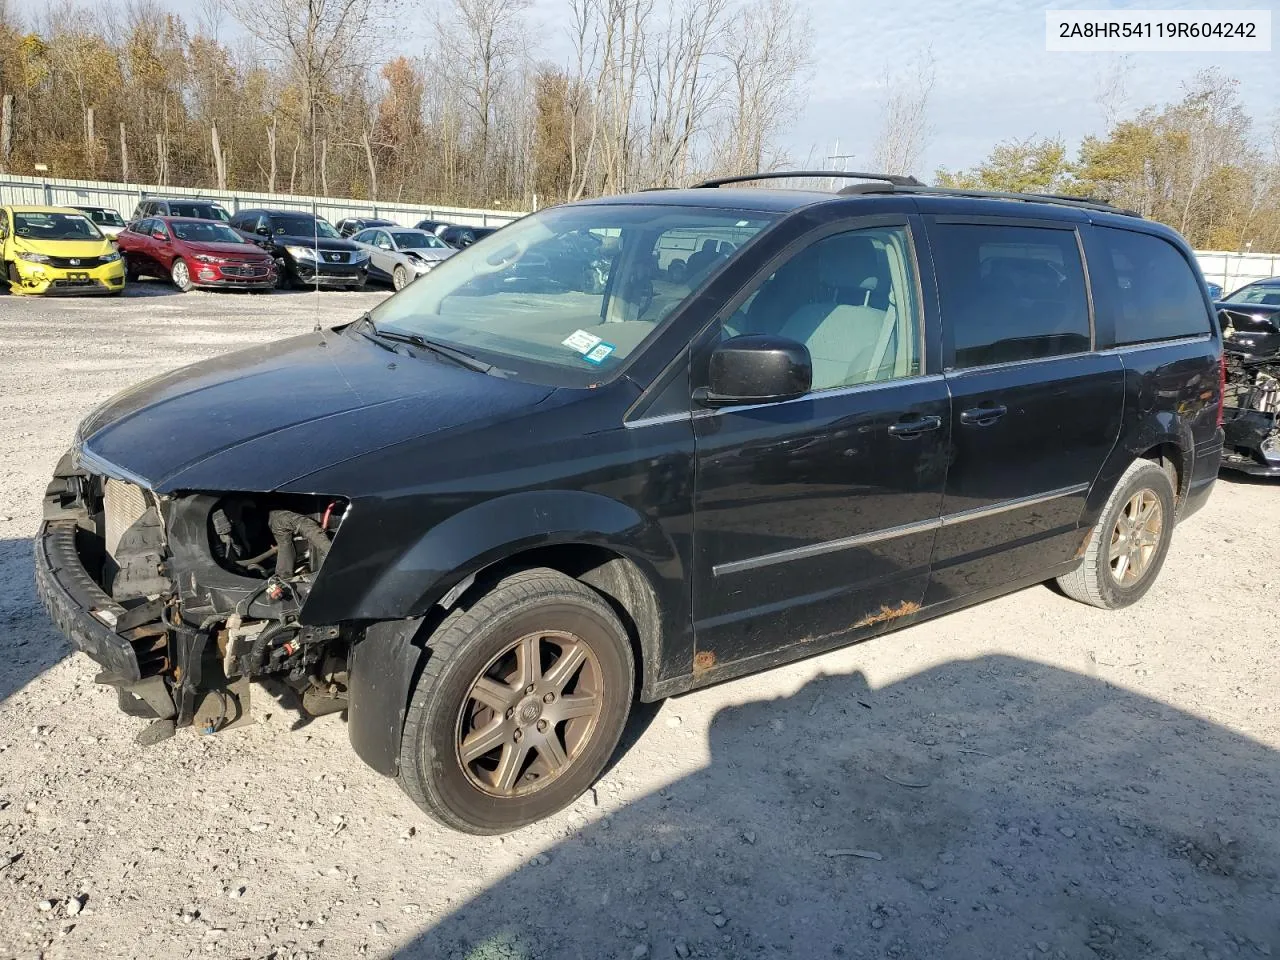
[15,237,113,257]
[180,239,272,259]
[76,328,555,493]
[98,224,124,238]
[276,233,358,251]
[404,248,454,264]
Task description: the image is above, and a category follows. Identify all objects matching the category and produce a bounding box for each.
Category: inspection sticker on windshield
[583,342,615,364]
[562,329,602,354]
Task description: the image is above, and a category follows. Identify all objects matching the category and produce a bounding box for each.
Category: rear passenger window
[1093,227,1210,344]
[932,223,1090,368]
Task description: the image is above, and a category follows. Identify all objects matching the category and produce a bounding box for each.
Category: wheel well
[1139,443,1186,504]
[445,544,662,694]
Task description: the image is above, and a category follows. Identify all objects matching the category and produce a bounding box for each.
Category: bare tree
[870,47,935,177]
[1094,54,1132,128]
[717,0,809,176]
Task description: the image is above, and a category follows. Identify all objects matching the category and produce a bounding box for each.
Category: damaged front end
[1220,307,1280,477]
[36,450,353,743]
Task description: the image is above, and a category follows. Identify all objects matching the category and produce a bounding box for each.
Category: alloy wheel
[1107,488,1163,586]
[455,630,603,798]
[172,259,191,291]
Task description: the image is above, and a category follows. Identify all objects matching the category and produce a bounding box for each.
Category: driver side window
[727,225,922,392]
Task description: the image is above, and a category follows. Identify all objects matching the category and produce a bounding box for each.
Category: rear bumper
[33,520,140,681]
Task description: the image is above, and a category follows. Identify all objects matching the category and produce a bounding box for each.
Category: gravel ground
[1,283,1278,960]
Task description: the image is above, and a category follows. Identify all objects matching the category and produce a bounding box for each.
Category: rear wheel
[1056,459,1176,609]
[170,258,193,292]
[398,568,635,834]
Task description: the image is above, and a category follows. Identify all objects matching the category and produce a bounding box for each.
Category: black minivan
[230,208,369,289]
[36,173,1223,834]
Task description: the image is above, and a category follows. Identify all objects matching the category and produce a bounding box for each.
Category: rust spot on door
[693,650,717,673]
[853,600,922,630]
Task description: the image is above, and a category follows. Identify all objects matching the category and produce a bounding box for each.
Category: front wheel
[1056,459,1176,609]
[170,258,194,292]
[392,265,408,291]
[398,568,635,834]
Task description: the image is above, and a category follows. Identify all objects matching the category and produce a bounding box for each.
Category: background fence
[1194,250,1280,294]
[0,174,525,229]
[4,174,1279,293]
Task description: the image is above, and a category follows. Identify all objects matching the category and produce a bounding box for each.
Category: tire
[398,567,635,834]
[125,259,139,283]
[392,265,408,291]
[1056,459,1176,609]
[170,258,193,292]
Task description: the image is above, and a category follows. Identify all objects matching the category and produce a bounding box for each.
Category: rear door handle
[887,415,943,438]
[959,404,1008,426]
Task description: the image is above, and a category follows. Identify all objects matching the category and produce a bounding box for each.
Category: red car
[117,216,277,292]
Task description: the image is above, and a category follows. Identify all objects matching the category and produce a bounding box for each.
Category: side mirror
[378,242,392,250]
[152,230,166,240]
[698,335,812,405]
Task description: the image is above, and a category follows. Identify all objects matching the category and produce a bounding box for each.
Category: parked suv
[35,172,1223,834]
[230,208,369,289]
[130,197,231,223]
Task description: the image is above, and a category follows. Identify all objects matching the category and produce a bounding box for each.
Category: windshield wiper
[370,322,503,377]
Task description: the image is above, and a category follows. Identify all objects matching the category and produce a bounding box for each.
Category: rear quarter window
[1091,227,1210,345]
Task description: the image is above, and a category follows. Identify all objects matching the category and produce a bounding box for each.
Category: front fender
[301,489,679,624]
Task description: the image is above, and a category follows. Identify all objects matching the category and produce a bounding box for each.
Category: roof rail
[846,183,1141,217]
[693,170,925,189]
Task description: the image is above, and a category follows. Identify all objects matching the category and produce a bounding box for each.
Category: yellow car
[1,205,126,296]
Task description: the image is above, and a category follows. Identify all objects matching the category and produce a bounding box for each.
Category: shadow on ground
[400,656,1280,960]
[0,536,70,706]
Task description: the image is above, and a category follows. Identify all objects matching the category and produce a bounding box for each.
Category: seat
[776,235,899,390]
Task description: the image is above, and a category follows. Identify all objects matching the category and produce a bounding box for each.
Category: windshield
[172,221,246,244]
[167,202,230,222]
[1227,282,1280,306]
[394,231,448,250]
[273,215,341,239]
[13,212,103,241]
[81,208,125,227]
[367,204,776,385]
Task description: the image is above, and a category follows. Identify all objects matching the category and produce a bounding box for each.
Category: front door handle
[959,404,1008,426]
[887,415,943,438]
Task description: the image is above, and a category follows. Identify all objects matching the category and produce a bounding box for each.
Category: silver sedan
[350,227,457,290]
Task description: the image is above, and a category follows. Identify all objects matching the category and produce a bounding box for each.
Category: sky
[18,0,1277,178]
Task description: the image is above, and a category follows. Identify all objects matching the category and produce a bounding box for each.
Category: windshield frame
[271,214,341,240]
[364,201,781,388]
[1225,281,1280,305]
[171,220,248,244]
[13,211,105,242]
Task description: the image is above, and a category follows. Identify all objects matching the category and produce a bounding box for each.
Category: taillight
[1217,351,1226,427]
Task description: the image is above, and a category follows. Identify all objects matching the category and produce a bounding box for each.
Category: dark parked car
[130,197,231,224]
[413,218,452,234]
[230,208,369,289]
[1216,277,1280,476]
[438,223,499,248]
[335,216,399,238]
[35,171,1223,835]
[115,217,277,291]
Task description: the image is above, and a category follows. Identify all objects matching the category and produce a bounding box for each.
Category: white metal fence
[1194,250,1280,294]
[4,173,1278,294]
[0,173,525,228]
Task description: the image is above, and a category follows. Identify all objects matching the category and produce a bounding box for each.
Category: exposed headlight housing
[101,251,122,263]
[285,245,318,260]
[349,249,369,262]
[1261,433,1280,463]
[17,251,50,263]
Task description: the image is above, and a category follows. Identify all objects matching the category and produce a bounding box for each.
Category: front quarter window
[366,204,776,386]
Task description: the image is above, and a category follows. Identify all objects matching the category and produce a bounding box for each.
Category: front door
[692,220,950,672]
[922,217,1124,604]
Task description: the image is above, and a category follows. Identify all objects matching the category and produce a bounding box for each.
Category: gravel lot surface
[1,283,1278,960]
